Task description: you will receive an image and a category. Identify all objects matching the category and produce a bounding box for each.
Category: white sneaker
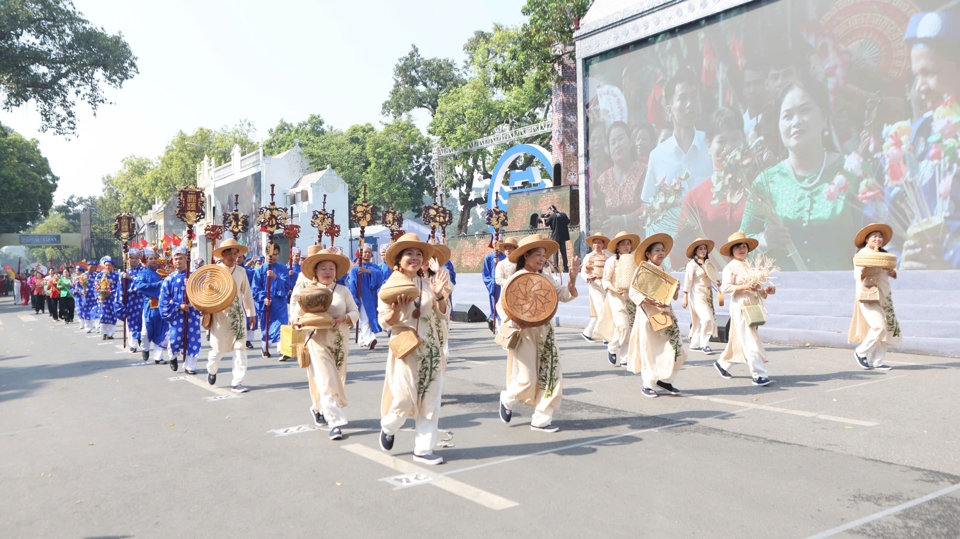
[232,384,249,393]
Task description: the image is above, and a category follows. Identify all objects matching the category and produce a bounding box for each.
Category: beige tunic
[378,276,448,421]
[494,258,516,287]
[209,262,256,354]
[683,259,719,341]
[718,259,767,365]
[848,248,902,348]
[595,255,634,351]
[581,251,607,319]
[495,269,577,422]
[626,266,686,384]
[290,274,359,411]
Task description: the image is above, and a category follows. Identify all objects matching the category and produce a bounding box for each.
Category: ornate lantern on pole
[113,212,136,348]
[255,184,288,358]
[349,183,378,343]
[381,203,405,241]
[223,194,250,240]
[311,194,334,246]
[204,206,225,258]
[174,184,206,359]
[422,187,451,243]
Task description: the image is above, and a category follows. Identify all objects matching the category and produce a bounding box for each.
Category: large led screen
[583,0,959,271]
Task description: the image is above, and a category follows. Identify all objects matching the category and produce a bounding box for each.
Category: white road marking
[886,359,952,369]
[264,387,290,393]
[268,424,317,437]
[126,362,151,367]
[205,394,239,402]
[342,443,519,511]
[443,422,689,478]
[168,376,187,381]
[381,472,434,489]
[97,342,116,346]
[805,482,960,539]
[181,375,236,397]
[17,314,36,323]
[688,395,877,427]
[824,375,906,392]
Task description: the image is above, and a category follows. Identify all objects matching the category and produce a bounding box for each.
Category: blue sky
[1,0,526,203]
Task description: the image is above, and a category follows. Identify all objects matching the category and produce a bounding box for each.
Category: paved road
[1,297,958,538]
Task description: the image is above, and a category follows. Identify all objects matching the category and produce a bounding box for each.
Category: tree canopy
[0,123,58,233]
[382,45,465,118]
[0,0,139,136]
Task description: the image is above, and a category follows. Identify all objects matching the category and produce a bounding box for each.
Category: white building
[194,142,349,263]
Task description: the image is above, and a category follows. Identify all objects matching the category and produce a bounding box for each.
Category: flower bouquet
[97,274,112,300]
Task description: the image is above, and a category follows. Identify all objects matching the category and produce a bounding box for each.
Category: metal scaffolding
[432,120,552,187]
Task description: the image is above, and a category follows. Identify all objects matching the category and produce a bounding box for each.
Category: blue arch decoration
[487,144,553,233]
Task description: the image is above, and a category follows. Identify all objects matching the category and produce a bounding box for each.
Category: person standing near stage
[714,232,777,386]
[849,224,901,371]
[252,245,292,360]
[47,271,60,321]
[597,231,641,367]
[377,233,449,464]
[481,242,502,328]
[681,238,721,355]
[117,249,146,352]
[132,248,170,364]
[497,234,580,433]
[580,233,609,342]
[626,234,686,398]
[206,239,257,391]
[289,247,302,284]
[95,257,121,340]
[348,243,383,350]
[291,246,358,440]
[159,247,202,374]
[542,205,571,272]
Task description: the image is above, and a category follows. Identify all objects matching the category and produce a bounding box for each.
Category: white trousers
[500,389,556,428]
[307,359,347,428]
[717,353,768,379]
[101,323,116,338]
[358,308,377,347]
[124,332,140,351]
[149,342,172,362]
[583,317,598,338]
[856,338,888,367]
[380,380,443,456]
[207,349,248,386]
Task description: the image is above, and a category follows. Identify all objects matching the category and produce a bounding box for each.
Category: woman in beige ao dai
[290,248,359,441]
[682,238,720,355]
[625,233,686,398]
[377,233,450,465]
[714,232,776,386]
[597,231,641,367]
[848,223,901,370]
[497,234,580,433]
[580,233,609,342]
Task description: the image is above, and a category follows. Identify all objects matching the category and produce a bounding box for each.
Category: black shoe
[413,453,444,465]
[656,381,680,395]
[581,333,595,342]
[499,401,512,424]
[311,408,326,427]
[105,336,114,340]
[607,352,617,366]
[874,364,892,371]
[245,341,254,350]
[102,335,107,341]
[487,319,495,333]
[702,345,714,355]
[855,352,872,370]
[369,339,377,350]
[752,377,772,386]
[530,424,560,433]
[158,359,167,365]
[379,429,395,451]
[184,369,197,375]
[329,427,343,440]
[207,373,216,386]
[142,350,150,362]
[641,387,659,398]
[714,361,733,379]
[170,357,178,372]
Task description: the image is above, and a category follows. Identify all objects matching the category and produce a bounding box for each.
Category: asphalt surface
[1,296,958,538]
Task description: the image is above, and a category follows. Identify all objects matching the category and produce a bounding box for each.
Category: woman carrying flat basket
[848,223,901,371]
[377,233,449,465]
[714,232,777,386]
[496,234,580,433]
[626,233,686,398]
[290,246,358,441]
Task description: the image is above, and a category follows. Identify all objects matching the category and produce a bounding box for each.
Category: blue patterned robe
[75,273,95,320]
[252,262,291,343]
[159,270,202,356]
[116,266,146,340]
[377,261,392,282]
[94,271,121,325]
[481,251,501,319]
[289,263,302,287]
[347,262,383,334]
[132,267,168,347]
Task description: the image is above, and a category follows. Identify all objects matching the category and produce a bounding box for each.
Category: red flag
[647,72,665,128]
[702,38,717,87]
[162,234,172,248]
[729,32,744,70]
[172,234,182,247]
[139,238,148,249]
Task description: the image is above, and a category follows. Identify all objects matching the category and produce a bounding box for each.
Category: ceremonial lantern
[283,215,301,273]
[421,187,452,242]
[256,184,288,358]
[486,207,508,244]
[381,204,405,241]
[311,194,334,245]
[113,212,136,346]
[349,183,378,343]
[175,184,207,356]
[204,205,225,256]
[223,194,250,240]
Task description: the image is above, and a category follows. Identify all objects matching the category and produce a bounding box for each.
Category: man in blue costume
[377,243,392,282]
[288,247,302,284]
[348,243,383,349]
[159,247,202,373]
[94,256,121,340]
[132,248,171,363]
[252,245,291,359]
[117,248,146,353]
[481,242,502,332]
[243,254,257,349]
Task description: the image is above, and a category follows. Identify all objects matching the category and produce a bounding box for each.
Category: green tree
[363,120,433,213]
[382,45,466,118]
[263,114,326,156]
[0,123,58,233]
[0,0,139,136]
[101,156,156,215]
[27,211,79,265]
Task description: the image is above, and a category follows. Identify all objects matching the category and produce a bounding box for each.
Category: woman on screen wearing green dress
[739,79,861,271]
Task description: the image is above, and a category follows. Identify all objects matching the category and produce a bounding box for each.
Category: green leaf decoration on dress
[883,293,901,338]
[332,328,345,370]
[537,325,560,399]
[228,296,245,341]
[661,310,683,362]
[417,314,443,399]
